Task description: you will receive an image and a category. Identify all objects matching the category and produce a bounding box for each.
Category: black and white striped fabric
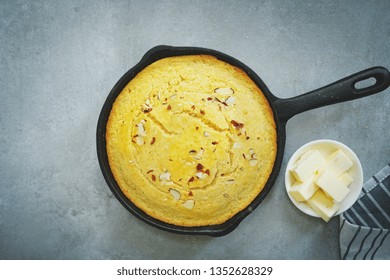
[339,164,390,260]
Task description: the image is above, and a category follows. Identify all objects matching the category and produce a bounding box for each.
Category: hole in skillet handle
[354,77,377,90]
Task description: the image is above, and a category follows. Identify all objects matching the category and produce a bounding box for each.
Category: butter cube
[289,175,319,202]
[307,189,340,222]
[316,171,350,203]
[290,150,326,182]
[338,172,353,187]
[324,149,353,177]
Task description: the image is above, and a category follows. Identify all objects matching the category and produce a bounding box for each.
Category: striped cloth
[339,163,390,260]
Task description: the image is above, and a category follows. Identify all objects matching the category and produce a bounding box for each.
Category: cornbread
[106,55,277,226]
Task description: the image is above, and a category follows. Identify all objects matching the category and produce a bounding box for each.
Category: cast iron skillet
[97,45,390,236]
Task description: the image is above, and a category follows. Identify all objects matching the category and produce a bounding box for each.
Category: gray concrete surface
[0,0,389,259]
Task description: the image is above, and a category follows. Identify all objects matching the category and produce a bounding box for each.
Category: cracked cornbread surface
[106,55,277,226]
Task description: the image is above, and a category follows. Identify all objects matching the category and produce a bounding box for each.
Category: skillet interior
[97,45,286,236]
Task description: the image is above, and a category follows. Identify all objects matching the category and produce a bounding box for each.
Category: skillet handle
[274,66,390,122]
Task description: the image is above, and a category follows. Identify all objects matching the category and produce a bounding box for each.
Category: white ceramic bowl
[285,139,363,218]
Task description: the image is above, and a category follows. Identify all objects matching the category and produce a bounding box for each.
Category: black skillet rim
[96,45,286,236]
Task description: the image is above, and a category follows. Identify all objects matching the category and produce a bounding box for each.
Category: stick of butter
[307,189,340,222]
[323,149,353,177]
[290,150,326,182]
[289,175,319,202]
[338,172,353,187]
[316,171,350,203]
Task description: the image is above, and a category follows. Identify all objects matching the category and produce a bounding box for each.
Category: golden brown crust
[106,55,277,226]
